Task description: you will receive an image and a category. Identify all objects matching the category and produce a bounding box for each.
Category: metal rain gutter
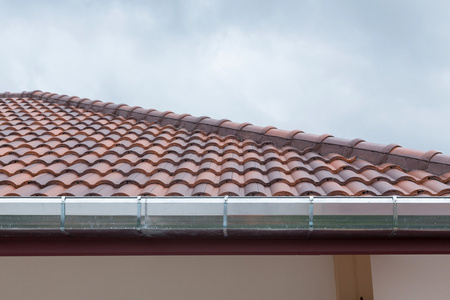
[1,196,450,238]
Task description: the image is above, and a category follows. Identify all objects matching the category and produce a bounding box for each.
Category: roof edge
[3,90,449,175]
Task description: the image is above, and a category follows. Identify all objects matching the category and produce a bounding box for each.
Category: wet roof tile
[38,184,67,196]
[218,182,241,196]
[113,183,142,196]
[0,91,449,197]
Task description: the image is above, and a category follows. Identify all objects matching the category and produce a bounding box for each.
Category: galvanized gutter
[1,196,450,238]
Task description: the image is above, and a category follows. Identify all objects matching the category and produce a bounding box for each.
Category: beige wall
[372,255,450,300]
[0,255,336,300]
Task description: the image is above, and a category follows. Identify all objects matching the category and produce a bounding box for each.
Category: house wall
[0,255,336,300]
[371,255,450,300]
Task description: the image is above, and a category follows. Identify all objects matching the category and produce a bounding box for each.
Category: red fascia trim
[2,237,450,256]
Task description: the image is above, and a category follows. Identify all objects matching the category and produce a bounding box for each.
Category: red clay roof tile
[88,183,116,197]
[0,184,17,196]
[10,183,41,196]
[345,181,378,196]
[113,183,142,196]
[140,183,166,196]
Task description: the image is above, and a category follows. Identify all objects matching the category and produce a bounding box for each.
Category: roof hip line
[2,90,449,175]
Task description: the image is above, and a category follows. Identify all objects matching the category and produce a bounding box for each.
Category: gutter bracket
[60,196,68,234]
[223,195,228,237]
[144,197,148,229]
[136,196,145,237]
[308,196,314,238]
[137,196,142,230]
[390,196,399,238]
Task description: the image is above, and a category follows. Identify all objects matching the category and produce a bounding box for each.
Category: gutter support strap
[223,196,228,237]
[308,196,314,235]
[137,196,142,230]
[60,196,66,232]
[391,196,398,237]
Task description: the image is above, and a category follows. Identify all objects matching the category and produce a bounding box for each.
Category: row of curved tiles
[0,97,449,197]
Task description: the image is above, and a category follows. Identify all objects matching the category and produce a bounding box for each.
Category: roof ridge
[3,90,449,175]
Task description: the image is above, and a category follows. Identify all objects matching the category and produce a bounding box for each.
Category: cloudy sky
[1,0,450,154]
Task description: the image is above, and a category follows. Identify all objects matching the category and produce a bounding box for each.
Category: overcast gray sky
[1,0,450,154]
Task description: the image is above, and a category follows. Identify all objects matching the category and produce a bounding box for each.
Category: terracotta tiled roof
[0,90,449,197]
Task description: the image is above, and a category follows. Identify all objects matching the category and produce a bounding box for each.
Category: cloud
[1,0,450,153]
